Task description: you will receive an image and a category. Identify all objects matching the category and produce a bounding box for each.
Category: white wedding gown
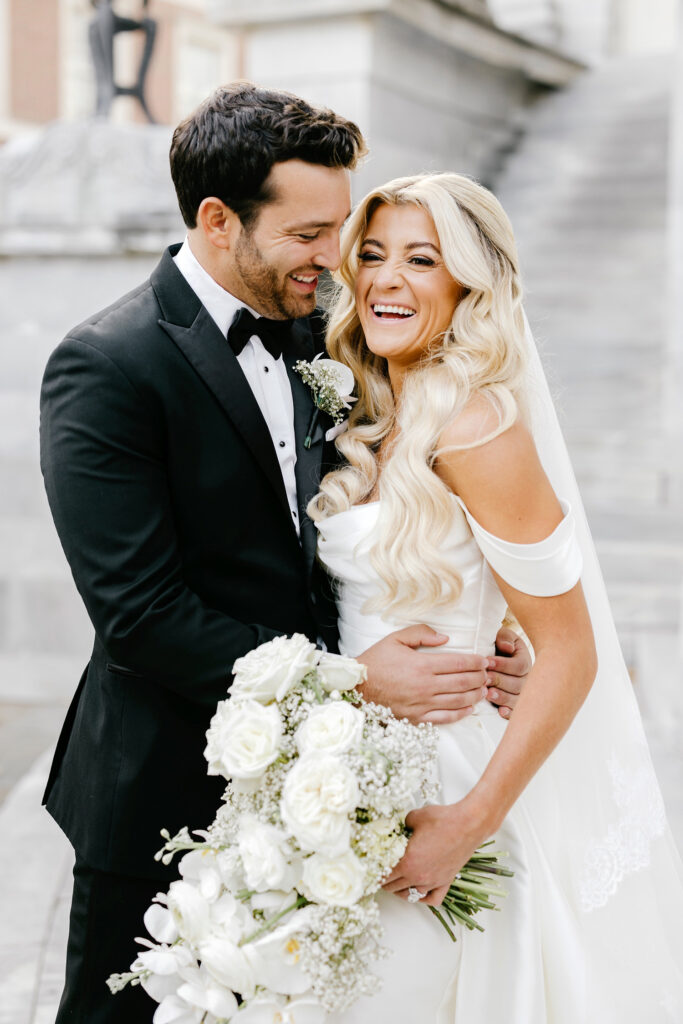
[315,494,683,1024]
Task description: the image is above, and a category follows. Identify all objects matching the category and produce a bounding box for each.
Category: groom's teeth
[372,304,416,317]
[292,274,317,283]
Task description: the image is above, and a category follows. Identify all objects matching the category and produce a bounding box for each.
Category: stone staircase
[495,54,683,834]
[496,55,680,658]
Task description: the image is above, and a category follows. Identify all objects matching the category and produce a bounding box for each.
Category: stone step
[0,750,73,1024]
[495,50,676,658]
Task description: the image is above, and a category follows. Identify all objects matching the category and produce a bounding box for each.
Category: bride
[307,172,683,1022]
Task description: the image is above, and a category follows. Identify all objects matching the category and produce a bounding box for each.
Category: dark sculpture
[89,0,158,123]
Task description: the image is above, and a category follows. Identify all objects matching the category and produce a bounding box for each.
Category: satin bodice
[316,494,581,669]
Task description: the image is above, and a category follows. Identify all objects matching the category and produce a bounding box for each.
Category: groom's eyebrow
[289,212,352,230]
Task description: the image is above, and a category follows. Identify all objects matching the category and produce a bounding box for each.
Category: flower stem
[239,895,310,946]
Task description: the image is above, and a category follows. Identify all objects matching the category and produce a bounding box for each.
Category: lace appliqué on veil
[579,752,666,912]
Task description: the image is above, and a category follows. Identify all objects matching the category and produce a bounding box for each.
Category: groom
[40,82,530,1022]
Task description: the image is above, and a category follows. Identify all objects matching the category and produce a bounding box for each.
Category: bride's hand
[381,801,493,907]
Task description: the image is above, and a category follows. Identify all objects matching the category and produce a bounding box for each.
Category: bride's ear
[196,197,241,251]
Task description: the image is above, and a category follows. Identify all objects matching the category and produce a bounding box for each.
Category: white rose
[316,652,366,693]
[230,633,319,704]
[167,880,210,947]
[281,754,358,856]
[302,850,366,907]
[204,698,282,780]
[295,702,364,756]
[199,933,260,999]
[238,815,296,892]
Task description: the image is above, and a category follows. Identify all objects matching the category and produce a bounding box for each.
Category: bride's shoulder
[437,392,529,453]
[435,395,562,542]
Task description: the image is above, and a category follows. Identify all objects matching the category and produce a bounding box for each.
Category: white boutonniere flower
[294,354,357,447]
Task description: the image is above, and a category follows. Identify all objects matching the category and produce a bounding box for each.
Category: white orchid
[143,901,179,944]
[131,943,196,1003]
[176,964,240,1019]
[153,993,206,1024]
[167,880,211,947]
[249,911,315,996]
[198,933,260,1000]
[232,993,326,1024]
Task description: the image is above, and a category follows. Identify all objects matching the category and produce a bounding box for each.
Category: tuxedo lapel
[285,318,325,578]
[152,249,293,523]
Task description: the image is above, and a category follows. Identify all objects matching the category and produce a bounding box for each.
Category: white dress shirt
[173,239,301,537]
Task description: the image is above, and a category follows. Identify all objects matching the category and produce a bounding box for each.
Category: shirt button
[263,366,269,373]
[292,510,297,518]
[279,441,286,448]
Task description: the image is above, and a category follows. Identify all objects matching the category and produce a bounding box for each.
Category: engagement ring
[408,887,427,903]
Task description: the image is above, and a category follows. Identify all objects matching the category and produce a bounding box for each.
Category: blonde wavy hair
[308,172,529,619]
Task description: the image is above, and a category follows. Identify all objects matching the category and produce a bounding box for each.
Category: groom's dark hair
[170,81,366,230]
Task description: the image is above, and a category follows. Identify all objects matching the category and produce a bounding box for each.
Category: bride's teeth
[372,304,416,316]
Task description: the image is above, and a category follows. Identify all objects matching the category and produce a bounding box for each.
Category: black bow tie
[228,307,294,360]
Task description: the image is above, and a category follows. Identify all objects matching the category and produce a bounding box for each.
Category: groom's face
[232,160,352,320]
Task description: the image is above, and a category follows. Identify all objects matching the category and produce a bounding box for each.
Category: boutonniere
[295,354,357,448]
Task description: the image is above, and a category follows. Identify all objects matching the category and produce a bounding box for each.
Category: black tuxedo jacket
[40,245,340,878]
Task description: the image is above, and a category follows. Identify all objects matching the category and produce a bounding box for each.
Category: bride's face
[355,203,464,373]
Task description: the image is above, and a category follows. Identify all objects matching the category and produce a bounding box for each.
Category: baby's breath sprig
[294,356,356,447]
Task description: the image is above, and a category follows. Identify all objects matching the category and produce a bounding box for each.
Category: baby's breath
[110,636,510,1020]
[295,360,348,425]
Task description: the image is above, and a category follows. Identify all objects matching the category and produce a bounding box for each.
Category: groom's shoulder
[50,245,190,370]
[62,275,160,357]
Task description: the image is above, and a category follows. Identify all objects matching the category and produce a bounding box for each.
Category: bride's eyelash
[358,252,435,266]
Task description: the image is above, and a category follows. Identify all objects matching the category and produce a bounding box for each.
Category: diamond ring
[407,887,427,903]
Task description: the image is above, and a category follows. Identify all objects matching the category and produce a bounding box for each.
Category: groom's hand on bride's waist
[356,626,489,725]
[485,626,532,721]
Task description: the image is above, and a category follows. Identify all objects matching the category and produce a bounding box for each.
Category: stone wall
[210,0,584,199]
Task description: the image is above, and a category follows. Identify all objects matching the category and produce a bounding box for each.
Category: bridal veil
[521,312,683,1018]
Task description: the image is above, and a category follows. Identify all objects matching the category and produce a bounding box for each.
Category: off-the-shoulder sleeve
[454,496,583,597]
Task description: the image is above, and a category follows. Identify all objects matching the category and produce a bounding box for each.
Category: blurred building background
[0,2,681,1020]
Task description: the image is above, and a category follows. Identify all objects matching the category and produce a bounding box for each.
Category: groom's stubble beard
[234,224,318,320]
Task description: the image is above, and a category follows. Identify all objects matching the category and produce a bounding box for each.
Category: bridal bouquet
[108,634,510,1023]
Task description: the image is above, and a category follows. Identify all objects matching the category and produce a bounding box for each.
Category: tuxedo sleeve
[40,336,280,706]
